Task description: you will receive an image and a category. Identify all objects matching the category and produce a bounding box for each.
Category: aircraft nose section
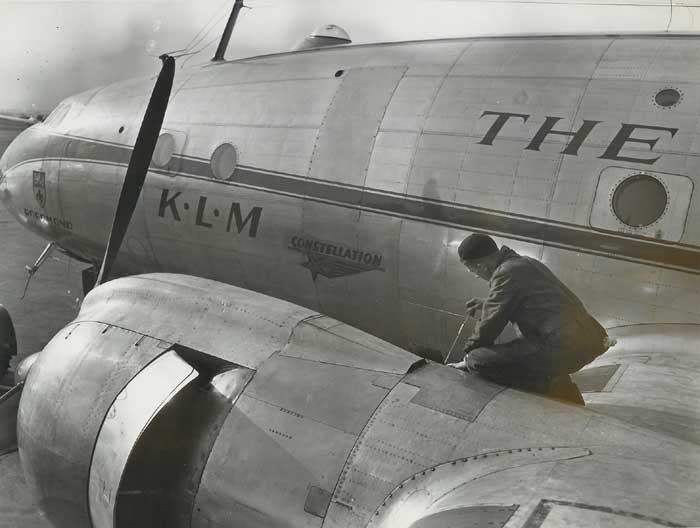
[0,128,75,241]
[0,128,40,217]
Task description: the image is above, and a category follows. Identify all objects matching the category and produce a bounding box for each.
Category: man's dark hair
[458,233,498,261]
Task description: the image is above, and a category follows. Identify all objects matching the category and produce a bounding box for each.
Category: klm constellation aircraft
[0,6,698,527]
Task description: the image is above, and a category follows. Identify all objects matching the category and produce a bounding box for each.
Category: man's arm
[462,271,517,356]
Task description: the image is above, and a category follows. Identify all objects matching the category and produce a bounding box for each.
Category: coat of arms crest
[33,171,46,208]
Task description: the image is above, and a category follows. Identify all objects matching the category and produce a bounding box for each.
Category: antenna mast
[212,0,245,62]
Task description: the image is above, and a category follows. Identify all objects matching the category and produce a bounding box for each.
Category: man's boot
[546,375,585,406]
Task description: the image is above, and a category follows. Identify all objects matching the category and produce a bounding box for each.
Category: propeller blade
[96,55,175,285]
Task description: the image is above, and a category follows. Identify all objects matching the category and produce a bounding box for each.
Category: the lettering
[289,235,383,267]
[23,208,73,230]
[227,203,262,238]
[157,188,262,238]
[158,189,181,221]
[599,123,678,165]
[478,111,529,146]
[525,117,601,156]
[195,196,213,228]
[475,110,678,165]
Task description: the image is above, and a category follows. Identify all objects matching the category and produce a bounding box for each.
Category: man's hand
[465,298,484,318]
[447,360,468,370]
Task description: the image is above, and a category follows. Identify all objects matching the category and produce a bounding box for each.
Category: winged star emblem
[289,235,385,280]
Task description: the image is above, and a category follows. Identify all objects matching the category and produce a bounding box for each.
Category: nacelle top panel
[76,274,419,373]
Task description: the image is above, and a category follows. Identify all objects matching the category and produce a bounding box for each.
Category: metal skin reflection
[1,36,699,358]
[3,33,700,528]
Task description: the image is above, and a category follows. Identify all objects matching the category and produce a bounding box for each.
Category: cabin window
[210,143,238,180]
[590,167,691,242]
[612,174,668,227]
[654,88,682,109]
[152,133,176,168]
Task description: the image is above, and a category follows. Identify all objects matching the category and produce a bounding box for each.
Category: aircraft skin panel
[587,361,700,444]
[368,451,696,528]
[228,40,469,81]
[452,38,612,79]
[174,78,337,131]
[323,374,699,527]
[298,201,403,341]
[578,323,700,444]
[179,121,320,176]
[308,67,407,187]
[280,316,414,374]
[75,274,319,369]
[596,37,700,83]
[244,354,402,436]
[366,130,420,193]
[380,76,444,134]
[397,218,467,350]
[193,392,354,528]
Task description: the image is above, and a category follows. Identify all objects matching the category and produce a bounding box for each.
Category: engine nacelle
[17,274,418,528]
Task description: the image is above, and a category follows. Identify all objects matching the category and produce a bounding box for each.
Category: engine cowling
[17,273,418,528]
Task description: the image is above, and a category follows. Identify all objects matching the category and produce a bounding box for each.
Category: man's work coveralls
[463,246,608,393]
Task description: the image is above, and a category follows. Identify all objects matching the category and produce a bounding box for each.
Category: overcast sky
[1,0,698,112]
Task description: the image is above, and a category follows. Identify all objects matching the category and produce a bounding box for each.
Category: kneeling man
[448,234,609,405]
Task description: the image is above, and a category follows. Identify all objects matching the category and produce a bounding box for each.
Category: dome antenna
[294,24,352,51]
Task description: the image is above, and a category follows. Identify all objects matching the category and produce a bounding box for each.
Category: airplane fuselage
[2,34,700,354]
[4,34,700,528]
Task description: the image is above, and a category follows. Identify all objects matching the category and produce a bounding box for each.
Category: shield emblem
[33,171,46,208]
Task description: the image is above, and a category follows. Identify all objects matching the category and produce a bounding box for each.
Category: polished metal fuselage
[2,34,700,355]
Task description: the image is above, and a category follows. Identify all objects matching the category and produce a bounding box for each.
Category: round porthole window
[152,133,176,168]
[210,143,238,180]
[612,174,668,227]
[654,88,682,109]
